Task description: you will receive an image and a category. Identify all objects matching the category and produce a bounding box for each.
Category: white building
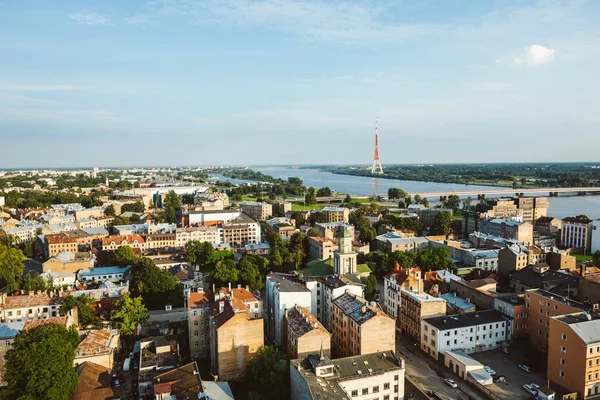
[592,220,600,254]
[421,310,509,361]
[77,266,131,284]
[561,216,593,251]
[290,351,405,400]
[176,226,223,247]
[187,210,241,227]
[266,274,313,346]
[334,227,357,275]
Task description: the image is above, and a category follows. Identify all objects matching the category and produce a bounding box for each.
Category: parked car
[484,365,496,375]
[444,378,458,388]
[519,364,532,373]
[427,391,443,400]
[523,384,538,396]
[499,346,509,354]
[493,375,507,383]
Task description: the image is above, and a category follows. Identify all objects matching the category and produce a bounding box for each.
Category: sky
[1,0,599,168]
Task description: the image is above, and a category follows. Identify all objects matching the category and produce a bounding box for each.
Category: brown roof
[46,233,78,245]
[101,234,145,246]
[231,288,260,303]
[23,316,68,331]
[286,304,329,337]
[70,361,121,400]
[153,362,202,398]
[0,292,63,310]
[464,278,497,288]
[584,273,600,284]
[76,329,117,358]
[188,291,212,309]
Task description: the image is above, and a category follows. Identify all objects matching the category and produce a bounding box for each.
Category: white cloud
[68,12,111,26]
[152,0,435,44]
[125,14,151,25]
[505,44,556,67]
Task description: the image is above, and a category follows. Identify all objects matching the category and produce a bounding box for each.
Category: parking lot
[469,345,549,400]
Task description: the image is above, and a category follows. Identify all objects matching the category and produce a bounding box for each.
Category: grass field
[291,202,326,211]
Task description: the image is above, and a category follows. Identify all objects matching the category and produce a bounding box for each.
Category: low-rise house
[285,304,331,360]
[101,234,146,251]
[74,329,120,370]
[40,270,77,287]
[421,310,509,361]
[444,350,493,386]
[44,233,79,258]
[0,291,64,324]
[440,293,476,315]
[244,242,271,255]
[42,251,95,274]
[153,361,234,400]
[138,336,180,398]
[77,266,131,284]
[290,351,405,400]
[70,361,121,400]
[176,226,223,247]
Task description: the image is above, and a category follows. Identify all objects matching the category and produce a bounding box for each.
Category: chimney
[394,261,400,272]
[237,284,241,289]
[361,305,367,314]
[28,291,33,297]
[212,283,216,293]
[228,282,231,292]
[246,285,249,291]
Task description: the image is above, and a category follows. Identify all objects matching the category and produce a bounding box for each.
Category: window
[384,383,390,390]
[560,371,565,378]
[561,346,566,353]
[351,390,358,396]
[373,386,379,393]
[394,375,398,381]
[560,358,565,366]
[362,389,368,395]
[562,333,567,340]
[194,341,198,348]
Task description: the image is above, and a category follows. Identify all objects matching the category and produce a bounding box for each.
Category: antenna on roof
[319,340,324,361]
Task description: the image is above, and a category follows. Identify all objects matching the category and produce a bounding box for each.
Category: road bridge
[401,187,600,199]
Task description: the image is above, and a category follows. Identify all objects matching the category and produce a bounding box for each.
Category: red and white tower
[371,113,383,174]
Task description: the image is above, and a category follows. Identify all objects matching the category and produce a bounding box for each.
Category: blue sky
[1,0,599,168]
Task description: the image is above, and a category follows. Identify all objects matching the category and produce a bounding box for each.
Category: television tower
[371,113,383,174]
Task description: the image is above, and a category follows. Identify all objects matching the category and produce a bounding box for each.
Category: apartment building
[101,235,146,251]
[285,304,331,360]
[535,216,562,237]
[593,220,600,254]
[308,236,337,261]
[323,207,350,224]
[498,244,535,278]
[44,233,79,258]
[478,218,533,244]
[548,312,600,399]
[313,275,364,332]
[221,213,261,247]
[209,294,263,381]
[265,216,297,239]
[187,291,212,360]
[562,216,593,251]
[525,288,590,354]
[176,226,222,247]
[145,233,176,249]
[240,201,272,221]
[449,278,501,310]
[0,292,64,323]
[290,351,405,400]
[186,210,241,227]
[421,310,509,361]
[266,273,313,346]
[315,222,354,240]
[399,290,446,340]
[383,264,423,320]
[514,197,548,222]
[494,295,528,338]
[42,251,94,274]
[386,237,430,253]
[331,292,395,358]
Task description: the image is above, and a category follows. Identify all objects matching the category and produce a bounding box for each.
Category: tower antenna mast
[371,111,383,174]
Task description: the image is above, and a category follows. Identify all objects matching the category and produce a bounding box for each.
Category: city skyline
[1,0,600,167]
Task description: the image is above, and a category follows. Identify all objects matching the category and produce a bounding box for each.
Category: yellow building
[187,291,212,360]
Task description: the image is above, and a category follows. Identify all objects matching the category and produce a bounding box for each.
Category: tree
[121,202,145,213]
[131,257,178,295]
[213,259,238,284]
[307,228,319,237]
[18,272,47,292]
[246,346,289,400]
[304,187,317,205]
[104,204,116,217]
[361,274,378,301]
[114,245,137,267]
[270,249,284,271]
[4,324,80,399]
[388,188,407,200]
[186,241,214,267]
[316,187,332,197]
[359,226,376,243]
[306,211,324,226]
[344,194,352,204]
[398,200,406,209]
[442,194,460,213]
[111,292,149,336]
[59,294,101,328]
[289,211,306,226]
[421,198,429,207]
[111,215,129,226]
[287,232,308,268]
[238,256,264,291]
[163,190,181,223]
[130,213,141,223]
[431,210,452,236]
[0,244,25,293]
[462,196,473,210]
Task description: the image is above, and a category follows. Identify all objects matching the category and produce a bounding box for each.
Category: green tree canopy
[163,190,181,223]
[4,324,80,400]
[316,187,332,197]
[361,274,378,301]
[238,256,264,291]
[131,257,178,295]
[111,292,149,336]
[104,204,116,217]
[431,210,453,236]
[114,245,137,267]
[121,202,145,213]
[0,244,25,293]
[186,240,215,267]
[304,187,317,205]
[442,194,461,213]
[245,346,289,400]
[387,188,407,200]
[59,295,101,329]
[212,259,239,284]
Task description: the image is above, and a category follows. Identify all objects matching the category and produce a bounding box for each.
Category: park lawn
[350,197,380,204]
[241,195,258,201]
[574,253,594,262]
[291,202,326,211]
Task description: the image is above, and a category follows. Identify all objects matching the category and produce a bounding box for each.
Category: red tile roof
[101,234,145,246]
[23,316,68,331]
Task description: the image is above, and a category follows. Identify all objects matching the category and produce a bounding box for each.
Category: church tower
[334,227,358,275]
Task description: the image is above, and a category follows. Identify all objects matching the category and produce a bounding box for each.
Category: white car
[444,378,458,388]
[523,384,538,396]
[484,365,496,375]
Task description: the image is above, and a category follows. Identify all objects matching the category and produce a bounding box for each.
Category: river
[214,167,600,219]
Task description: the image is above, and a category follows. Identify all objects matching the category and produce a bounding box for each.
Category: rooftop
[0,321,25,340]
[554,312,600,345]
[79,266,131,276]
[563,216,592,224]
[423,310,508,330]
[332,292,383,325]
[287,304,329,337]
[153,362,202,399]
[76,329,118,358]
[323,207,347,212]
[401,289,446,303]
[101,234,146,246]
[268,273,311,293]
[0,292,63,310]
[512,266,579,291]
[526,289,589,310]
[23,316,69,331]
[71,361,121,400]
[440,293,475,311]
[188,291,212,309]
